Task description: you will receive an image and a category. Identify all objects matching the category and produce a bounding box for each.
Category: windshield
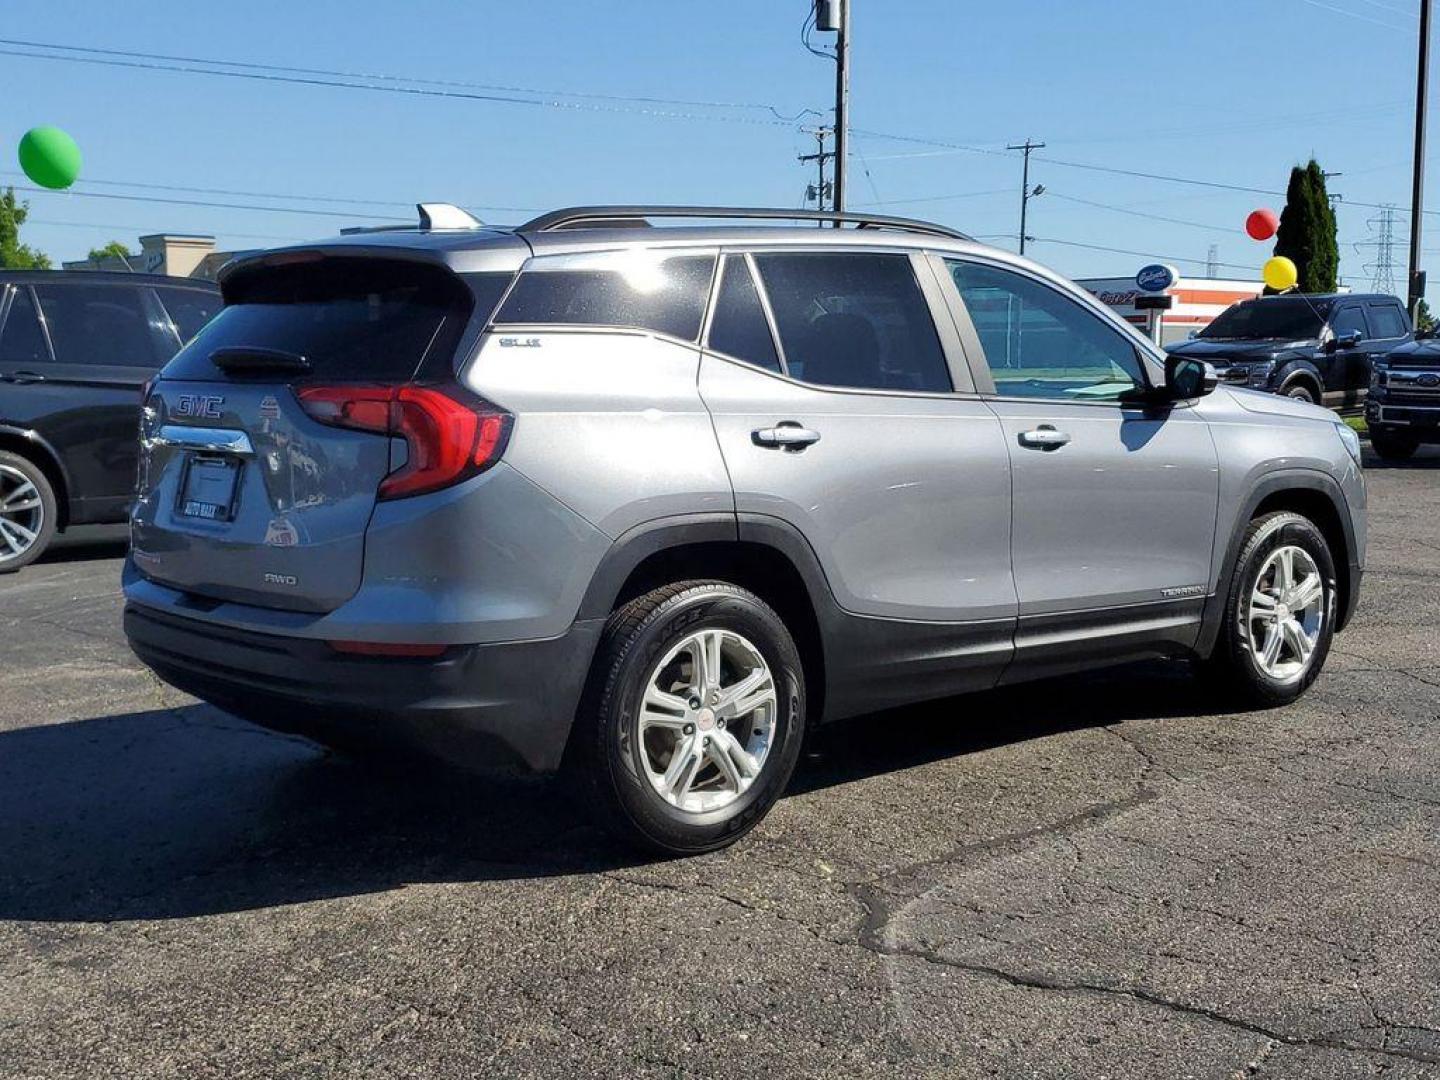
[1199,298,1330,341]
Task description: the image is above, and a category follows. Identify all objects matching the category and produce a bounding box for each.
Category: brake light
[296,383,511,499]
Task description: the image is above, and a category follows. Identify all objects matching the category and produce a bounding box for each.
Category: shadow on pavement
[0,662,1230,924]
[36,524,130,565]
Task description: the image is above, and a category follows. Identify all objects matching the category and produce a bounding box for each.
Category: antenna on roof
[417,203,484,230]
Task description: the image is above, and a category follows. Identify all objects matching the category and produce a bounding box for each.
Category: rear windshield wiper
[210,347,312,375]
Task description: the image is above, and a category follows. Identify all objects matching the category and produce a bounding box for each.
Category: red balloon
[1246,208,1279,241]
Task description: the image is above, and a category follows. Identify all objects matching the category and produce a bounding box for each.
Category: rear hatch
[131,254,509,613]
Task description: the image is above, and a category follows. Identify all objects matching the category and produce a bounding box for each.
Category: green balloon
[18,126,82,190]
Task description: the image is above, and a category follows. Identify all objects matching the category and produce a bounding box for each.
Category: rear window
[162,258,479,382]
[494,251,715,341]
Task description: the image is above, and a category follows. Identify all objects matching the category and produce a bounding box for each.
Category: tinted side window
[1368,303,1408,339]
[155,287,221,344]
[33,283,168,368]
[753,253,950,392]
[0,287,49,365]
[1330,306,1368,340]
[946,259,1145,400]
[705,256,780,373]
[495,253,715,342]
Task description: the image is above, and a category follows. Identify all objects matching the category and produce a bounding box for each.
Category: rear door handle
[1018,425,1071,450]
[753,422,821,450]
[0,370,46,384]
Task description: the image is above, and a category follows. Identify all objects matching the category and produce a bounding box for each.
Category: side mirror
[1329,329,1363,352]
[1165,355,1217,399]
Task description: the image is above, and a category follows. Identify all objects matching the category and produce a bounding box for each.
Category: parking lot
[0,448,1435,1079]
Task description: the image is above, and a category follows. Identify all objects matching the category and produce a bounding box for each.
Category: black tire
[1283,382,1317,404]
[0,450,59,573]
[1210,511,1336,707]
[1369,428,1419,461]
[566,581,806,855]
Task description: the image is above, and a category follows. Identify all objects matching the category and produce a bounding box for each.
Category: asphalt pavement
[2,448,1438,1079]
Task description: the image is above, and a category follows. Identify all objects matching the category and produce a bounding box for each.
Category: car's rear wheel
[1210,511,1336,706]
[0,451,58,573]
[568,581,806,855]
[1369,428,1419,461]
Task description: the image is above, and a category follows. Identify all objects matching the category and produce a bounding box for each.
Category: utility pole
[799,128,834,216]
[1206,244,1219,279]
[815,1,849,215]
[1007,138,1045,255]
[1408,0,1432,322]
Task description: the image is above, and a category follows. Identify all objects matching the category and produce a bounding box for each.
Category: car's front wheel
[1284,382,1317,404]
[0,451,58,573]
[1369,428,1419,461]
[568,581,806,855]
[1210,511,1336,706]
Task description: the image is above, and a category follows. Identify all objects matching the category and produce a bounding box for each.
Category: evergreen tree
[0,188,51,269]
[1272,160,1338,293]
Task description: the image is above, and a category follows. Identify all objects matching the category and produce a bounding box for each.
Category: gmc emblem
[173,394,225,419]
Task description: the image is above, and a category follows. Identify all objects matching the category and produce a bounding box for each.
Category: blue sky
[4,0,1436,294]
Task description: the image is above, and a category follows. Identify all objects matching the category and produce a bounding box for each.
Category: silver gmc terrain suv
[124,204,1366,854]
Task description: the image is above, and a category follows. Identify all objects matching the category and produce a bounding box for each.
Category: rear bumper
[124,601,601,773]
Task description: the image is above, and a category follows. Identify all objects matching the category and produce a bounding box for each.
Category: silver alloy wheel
[1247,544,1325,682]
[637,628,778,813]
[0,464,44,564]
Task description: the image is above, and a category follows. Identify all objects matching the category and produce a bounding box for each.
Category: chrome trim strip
[153,425,255,456]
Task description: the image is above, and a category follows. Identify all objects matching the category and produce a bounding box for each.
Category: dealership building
[1076,275,1263,345]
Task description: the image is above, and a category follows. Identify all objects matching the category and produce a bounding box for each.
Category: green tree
[87,240,133,263]
[1272,160,1338,293]
[1416,297,1435,336]
[0,187,52,270]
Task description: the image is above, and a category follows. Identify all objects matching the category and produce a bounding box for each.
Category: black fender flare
[1196,468,1361,656]
[1274,359,1324,398]
[0,423,73,524]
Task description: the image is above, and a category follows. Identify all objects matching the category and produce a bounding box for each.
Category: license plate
[177,455,241,521]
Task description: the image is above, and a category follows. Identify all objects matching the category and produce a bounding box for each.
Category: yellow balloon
[1263,255,1298,291]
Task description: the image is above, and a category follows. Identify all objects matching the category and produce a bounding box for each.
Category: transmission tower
[1206,244,1219,279]
[1355,204,1400,296]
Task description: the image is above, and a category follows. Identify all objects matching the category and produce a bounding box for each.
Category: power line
[0,171,538,214]
[852,127,1440,218]
[7,184,411,221]
[1030,235,1257,273]
[0,37,821,122]
[0,43,809,129]
[1295,0,1415,31]
[851,187,1010,208]
[1046,192,1236,234]
[27,218,306,242]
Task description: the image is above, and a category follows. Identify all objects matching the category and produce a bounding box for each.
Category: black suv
[1366,337,1440,459]
[1165,293,1411,409]
[0,270,221,570]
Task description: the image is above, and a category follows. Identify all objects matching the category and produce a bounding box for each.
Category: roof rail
[517,205,972,242]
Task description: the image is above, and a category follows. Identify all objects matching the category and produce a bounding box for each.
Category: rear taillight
[297,383,511,500]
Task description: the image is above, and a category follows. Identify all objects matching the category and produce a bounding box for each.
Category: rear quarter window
[155,286,222,344]
[494,252,716,342]
[162,258,477,382]
[1368,303,1409,339]
[33,282,171,368]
